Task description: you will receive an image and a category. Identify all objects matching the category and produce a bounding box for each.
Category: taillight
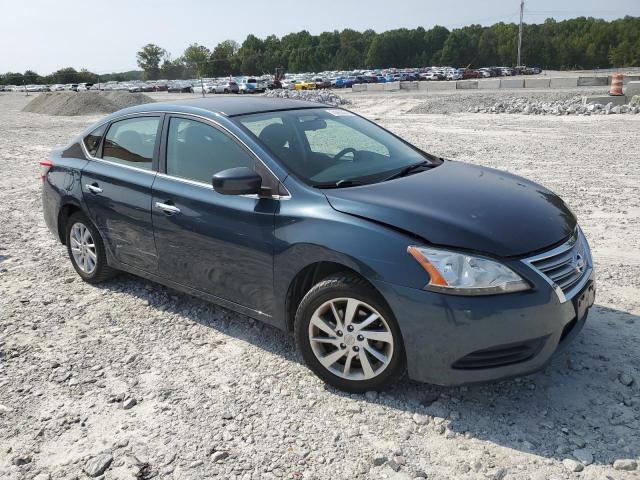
[40,160,53,184]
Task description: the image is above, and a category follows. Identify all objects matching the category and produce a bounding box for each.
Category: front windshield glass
[235,108,436,187]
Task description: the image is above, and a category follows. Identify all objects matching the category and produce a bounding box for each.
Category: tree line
[134,16,640,79]
[1,15,638,85]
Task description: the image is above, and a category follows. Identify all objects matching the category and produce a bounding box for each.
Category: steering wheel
[333,147,357,161]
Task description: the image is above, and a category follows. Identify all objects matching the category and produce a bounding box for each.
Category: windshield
[235,108,437,187]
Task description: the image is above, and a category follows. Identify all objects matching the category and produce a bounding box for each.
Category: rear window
[83,124,106,156]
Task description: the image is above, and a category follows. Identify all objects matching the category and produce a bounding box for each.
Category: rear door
[151,115,277,315]
[81,114,162,272]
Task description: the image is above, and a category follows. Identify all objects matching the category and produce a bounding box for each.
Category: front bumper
[373,269,595,386]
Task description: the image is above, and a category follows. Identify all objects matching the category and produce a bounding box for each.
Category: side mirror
[212,167,262,196]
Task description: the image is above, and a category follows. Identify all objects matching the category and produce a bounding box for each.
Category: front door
[151,115,277,315]
[81,115,162,272]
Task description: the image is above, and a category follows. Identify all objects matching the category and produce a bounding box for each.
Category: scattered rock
[12,454,32,466]
[563,458,584,472]
[365,391,378,401]
[211,451,229,462]
[387,459,401,472]
[613,459,638,471]
[372,454,388,467]
[618,373,634,386]
[412,413,429,425]
[84,454,113,477]
[122,398,137,410]
[572,448,594,465]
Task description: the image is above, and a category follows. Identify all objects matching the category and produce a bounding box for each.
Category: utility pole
[517,0,525,66]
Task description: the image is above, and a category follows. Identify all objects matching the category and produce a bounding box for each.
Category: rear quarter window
[83,124,107,157]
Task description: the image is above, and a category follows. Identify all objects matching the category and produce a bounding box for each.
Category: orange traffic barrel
[609,73,624,96]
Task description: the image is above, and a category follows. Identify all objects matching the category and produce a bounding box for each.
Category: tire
[294,273,405,392]
[65,211,117,284]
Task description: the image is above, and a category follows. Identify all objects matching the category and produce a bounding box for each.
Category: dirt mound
[22,91,154,116]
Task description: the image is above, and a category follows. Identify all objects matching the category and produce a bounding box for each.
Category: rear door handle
[85,184,102,194]
[155,202,181,215]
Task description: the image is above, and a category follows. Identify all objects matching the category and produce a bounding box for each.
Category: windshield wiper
[382,160,432,182]
[313,179,367,189]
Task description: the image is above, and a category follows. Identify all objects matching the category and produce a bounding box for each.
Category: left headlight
[407,246,530,295]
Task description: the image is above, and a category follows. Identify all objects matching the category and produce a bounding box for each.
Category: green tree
[136,44,167,80]
[183,43,211,78]
[50,67,80,84]
[210,40,239,76]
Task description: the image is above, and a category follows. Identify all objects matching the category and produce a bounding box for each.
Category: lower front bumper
[373,274,595,386]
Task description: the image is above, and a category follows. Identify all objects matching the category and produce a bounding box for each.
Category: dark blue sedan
[41,97,595,392]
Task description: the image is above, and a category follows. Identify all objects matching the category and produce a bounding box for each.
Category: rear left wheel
[295,273,405,392]
[65,212,117,284]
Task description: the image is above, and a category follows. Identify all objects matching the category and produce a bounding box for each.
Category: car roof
[124,97,329,117]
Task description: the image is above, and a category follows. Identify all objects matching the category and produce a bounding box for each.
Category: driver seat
[259,123,293,163]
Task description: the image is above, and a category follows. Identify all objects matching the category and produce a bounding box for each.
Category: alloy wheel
[69,222,97,274]
[308,297,394,381]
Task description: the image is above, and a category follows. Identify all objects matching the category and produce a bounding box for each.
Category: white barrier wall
[477,79,501,89]
[577,76,608,86]
[625,81,640,97]
[456,80,478,89]
[400,81,418,90]
[500,78,525,88]
[383,81,400,91]
[550,77,578,88]
[427,81,456,91]
[525,78,551,88]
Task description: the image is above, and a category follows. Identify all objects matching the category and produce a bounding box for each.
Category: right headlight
[407,246,530,295]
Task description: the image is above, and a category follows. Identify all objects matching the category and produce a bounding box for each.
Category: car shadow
[96,274,639,467]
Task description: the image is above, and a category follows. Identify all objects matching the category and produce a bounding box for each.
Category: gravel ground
[1,91,639,480]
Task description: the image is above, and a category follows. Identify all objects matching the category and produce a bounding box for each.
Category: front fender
[273,185,431,328]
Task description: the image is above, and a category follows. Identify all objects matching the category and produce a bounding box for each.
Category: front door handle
[85,184,102,194]
[155,202,181,215]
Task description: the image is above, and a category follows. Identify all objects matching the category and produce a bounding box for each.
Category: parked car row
[0,65,543,94]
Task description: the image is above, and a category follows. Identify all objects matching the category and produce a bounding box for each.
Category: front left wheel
[294,273,405,392]
[65,211,117,284]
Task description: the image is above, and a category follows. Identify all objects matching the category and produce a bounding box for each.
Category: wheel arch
[56,200,84,245]
[283,260,389,333]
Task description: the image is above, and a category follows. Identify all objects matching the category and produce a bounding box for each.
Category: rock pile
[470,95,640,115]
[263,88,351,106]
[22,91,154,116]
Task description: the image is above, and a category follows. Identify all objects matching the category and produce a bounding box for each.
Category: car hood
[323,160,576,257]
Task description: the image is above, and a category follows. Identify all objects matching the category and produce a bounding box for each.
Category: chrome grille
[525,229,591,299]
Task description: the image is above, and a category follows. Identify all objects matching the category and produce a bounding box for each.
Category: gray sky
[1,0,638,74]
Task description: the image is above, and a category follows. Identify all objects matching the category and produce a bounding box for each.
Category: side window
[304,118,389,159]
[166,117,253,184]
[102,117,160,170]
[83,124,106,157]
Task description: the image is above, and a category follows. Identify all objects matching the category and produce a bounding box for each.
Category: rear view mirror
[212,167,262,195]
[299,117,327,131]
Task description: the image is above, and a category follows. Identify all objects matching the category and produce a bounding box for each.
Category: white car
[193,83,215,94]
[422,72,440,81]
